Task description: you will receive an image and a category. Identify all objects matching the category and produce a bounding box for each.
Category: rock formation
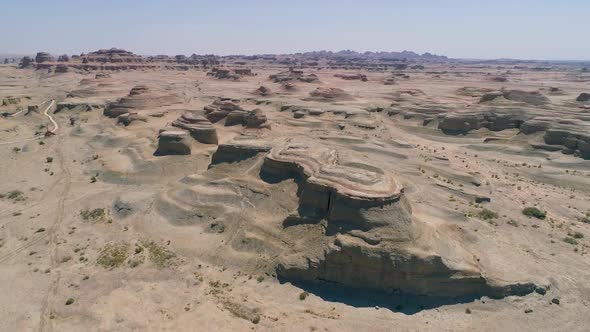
[543,125,590,158]
[117,113,148,126]
[236,143,538,298]
[155,130,191,155]
[55,64,68,73]
[308,87,353,101]
[334,73,368,81]
[18,56,33,68]
[172,112,218,144]
[82,48,144,63]
[203,99,270,129]
[576,93,590,102]
[480,90,549,106]
[211,140,272,164]
[269,68,319,83]
[438,110,529,135]
[254,86,272,97]
[35,52,54,63]
[104,85,179,118]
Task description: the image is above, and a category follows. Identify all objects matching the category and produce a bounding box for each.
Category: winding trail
[0,99,57,146]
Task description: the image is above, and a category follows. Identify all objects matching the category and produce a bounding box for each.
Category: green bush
[522,207,546,219]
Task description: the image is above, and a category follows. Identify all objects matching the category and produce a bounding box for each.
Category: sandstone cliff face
[199,142,538,299]
[438,110,529,135]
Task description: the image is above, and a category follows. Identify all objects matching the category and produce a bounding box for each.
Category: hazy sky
[2,0,588,60]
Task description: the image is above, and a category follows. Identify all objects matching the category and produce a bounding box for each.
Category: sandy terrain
[0,56,589,331]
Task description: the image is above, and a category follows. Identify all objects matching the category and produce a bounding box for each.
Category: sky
[1,0,588,60]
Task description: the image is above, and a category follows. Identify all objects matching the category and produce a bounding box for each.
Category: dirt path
[36,134,72,332]
[0,100,57,146]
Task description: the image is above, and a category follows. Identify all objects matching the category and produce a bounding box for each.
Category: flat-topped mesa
[203,98,270,129]
[83,48,144,63]
[263,145,402,204]
[269,68,319,83]
[171,112,218,144]
[104,85,180,118]
[155,130,191,156]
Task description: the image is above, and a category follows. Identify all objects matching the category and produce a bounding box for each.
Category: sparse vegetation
[65,298,75,305]
[563,237,578,245]
[97,242,129,269]
[507,220,519,227]
[80,208,107,222]
[299,291,309,300]
[478,208,498,220]
[140,240,175,268]
[4,190,25,201]
[522,207,546,219]
[46,157,53,163]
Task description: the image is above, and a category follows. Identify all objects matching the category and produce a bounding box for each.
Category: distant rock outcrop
[82,48,144,63]
[104,85,180,118]
[35,52,54,63]
[269,68,319,83]
[480,90,550,106]
[334,73,368,81]
[19,56,33,68]
[308,87,353,101]
[207,67,255,80]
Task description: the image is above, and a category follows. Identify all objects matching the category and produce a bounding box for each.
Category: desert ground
[1,51,589,331]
